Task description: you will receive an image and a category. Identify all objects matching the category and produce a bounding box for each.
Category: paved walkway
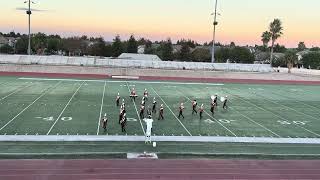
[1,135,320,144]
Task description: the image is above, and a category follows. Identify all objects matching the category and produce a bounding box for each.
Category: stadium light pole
[24,0,35,55]
[211,0,218,63]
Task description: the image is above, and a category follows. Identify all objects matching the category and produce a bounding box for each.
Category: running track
[0,159,319,180]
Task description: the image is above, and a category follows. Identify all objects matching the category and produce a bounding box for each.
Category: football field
[0,76,320,138]
[1,76,320,158]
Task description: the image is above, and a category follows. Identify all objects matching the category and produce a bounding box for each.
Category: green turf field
[0,76,319,138]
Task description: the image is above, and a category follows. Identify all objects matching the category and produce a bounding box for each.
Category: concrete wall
[2,64,320,83]
[0,54,273,73]
[276,67,320,76]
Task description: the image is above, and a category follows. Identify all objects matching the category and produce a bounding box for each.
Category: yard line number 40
[36,117,73,122]
[277,120,309,126]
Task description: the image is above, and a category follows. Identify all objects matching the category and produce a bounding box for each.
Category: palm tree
[261,31,272,48]
[269,19,283,67]
[285,50,298,73]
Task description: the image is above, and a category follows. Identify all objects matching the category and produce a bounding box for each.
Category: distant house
[244,46,256,54]
[172,45,182,54]
[192,45,215,53]
[118,53,162,61]
[296,50,310,62]
[151,44,160,50]
[137,45,145,54]
[0,35,9,47]
[254,51,285,64]
[6,37,17,47]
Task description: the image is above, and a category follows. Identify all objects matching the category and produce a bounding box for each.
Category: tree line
[1,27,320,69]
[259,19,320,70]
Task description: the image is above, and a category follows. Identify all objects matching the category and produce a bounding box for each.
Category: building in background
[118,53,162,61]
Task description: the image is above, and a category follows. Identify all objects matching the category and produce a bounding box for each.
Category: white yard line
[125,82,145,135]
[0,81,62,132]
[46,81,85,135]
[0,83,32,102]
[251,90,320,121]
[19,77,224,86]
[151,87,192,136]
[175,88,237,137]
[214,88,282,138]
[0,78,20,87]
[271,90,320,112]
[96,81,107,135]
[0,81,14,87]
[230,107,281,138]
[227,90,320,137]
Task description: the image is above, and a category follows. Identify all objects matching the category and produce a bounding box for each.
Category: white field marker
[0,81,62,132]
[247,89,320,121]
[176,88,237,137]
[46,81,85,135]
[125,82,145,135]
[96,81,107,135]
[228,89,320,137]
[0,83,32,102]
[151,87,192,136]
[215,88,282,138]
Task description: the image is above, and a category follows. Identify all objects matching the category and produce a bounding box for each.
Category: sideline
[0,135,320,144]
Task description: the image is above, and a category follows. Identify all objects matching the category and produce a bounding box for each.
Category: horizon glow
[0,0,319,47]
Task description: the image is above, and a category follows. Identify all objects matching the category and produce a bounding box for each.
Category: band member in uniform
[143,89,149,101]
[121,99,126,111]
[158,104,164,120]
[120,113,127,132]
[223,96,228,110]
[116,93,120,107]
[141,97,146,106]
[119,108,124,124]
[152,97,157,113]
[178,103,185,119]
[199,104,204,120]
[192,100,198,115]
[140,104,145,119]
[101,113,108,131]
[147,106,152,118]
[130,88,137,101]
[210,100,216,115]
[214,95,218,106]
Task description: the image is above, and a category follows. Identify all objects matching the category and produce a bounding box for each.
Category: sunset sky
[0,0,319,47]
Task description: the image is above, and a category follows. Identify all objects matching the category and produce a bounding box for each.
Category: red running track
[0,159,319,180]
[1,71,320,85]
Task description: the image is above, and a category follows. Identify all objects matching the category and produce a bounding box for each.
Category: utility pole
[211,0,218,63]
[25,0,34,55]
